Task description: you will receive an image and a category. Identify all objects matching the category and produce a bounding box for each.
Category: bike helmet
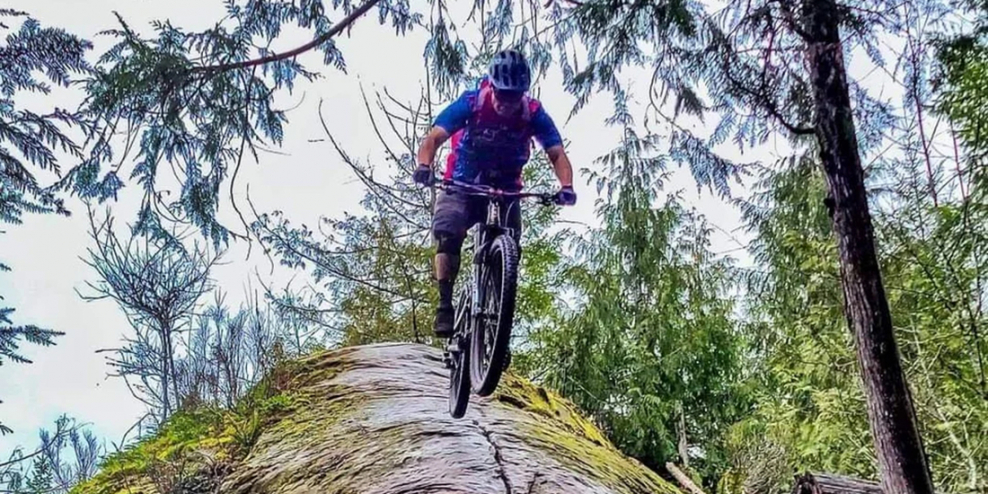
[488,49,531,92]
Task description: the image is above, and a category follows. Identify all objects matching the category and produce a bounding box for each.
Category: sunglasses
[494,88,525,103]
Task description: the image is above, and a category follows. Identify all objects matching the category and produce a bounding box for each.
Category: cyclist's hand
[555,185,577,206]
[413,164,433,185]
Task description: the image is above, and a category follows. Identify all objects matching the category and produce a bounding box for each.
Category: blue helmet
[488,49,531,92]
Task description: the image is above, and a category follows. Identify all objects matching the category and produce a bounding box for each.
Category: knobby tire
[448,294,471,418]
[470,234,519,396]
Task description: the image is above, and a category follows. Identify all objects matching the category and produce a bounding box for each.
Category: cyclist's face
[493,89,524,116]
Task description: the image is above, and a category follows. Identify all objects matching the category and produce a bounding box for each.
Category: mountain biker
[413,49,577,338]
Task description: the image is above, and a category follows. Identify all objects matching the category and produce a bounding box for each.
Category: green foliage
[10,1,988,491]
[75,368,299,494]
[874,163,988,492]
[25,455,55,493]
[0,9,92,225]
[56,0,418,245]
[0,7,87,429]
[0,309,63,367]
[710,2,988,484]
[729,155,873,488]
[62,0,566,351]
[936,3,988,184]
[227,365,299,450]
[44,0,566,248]
[253,92,437,345]
[726,149,988,492]
[91,407,226,483]
[538,1,973,491]
[543,0,947,197]
[228,377,295,454]
[523,117,749,487]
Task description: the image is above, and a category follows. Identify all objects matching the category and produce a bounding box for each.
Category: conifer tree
[0,7,91,432]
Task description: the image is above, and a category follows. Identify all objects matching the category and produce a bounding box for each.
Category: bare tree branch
[189,0,383,74]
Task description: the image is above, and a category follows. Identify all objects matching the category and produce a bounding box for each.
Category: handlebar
[426,177,562,206]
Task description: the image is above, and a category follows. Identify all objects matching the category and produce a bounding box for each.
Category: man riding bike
[413,49,577,338]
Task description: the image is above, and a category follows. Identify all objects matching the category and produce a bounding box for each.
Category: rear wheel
[447,293,471,418]
[470,234,519,396]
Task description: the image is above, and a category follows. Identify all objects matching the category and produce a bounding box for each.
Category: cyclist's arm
[545,145,574,187]
[417,126,451,167]
[416,91,473,168]
[531,107,573,187]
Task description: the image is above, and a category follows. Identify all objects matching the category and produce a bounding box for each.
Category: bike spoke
[483,267,500,368]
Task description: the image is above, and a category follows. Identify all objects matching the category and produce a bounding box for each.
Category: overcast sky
[0,0,752,455]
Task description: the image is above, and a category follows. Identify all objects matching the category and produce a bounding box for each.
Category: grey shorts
[432,190,522,245]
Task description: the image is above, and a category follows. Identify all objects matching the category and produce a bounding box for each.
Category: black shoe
[434,305,454,338]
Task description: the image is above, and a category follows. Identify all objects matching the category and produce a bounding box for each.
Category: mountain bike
[429,178,561,418]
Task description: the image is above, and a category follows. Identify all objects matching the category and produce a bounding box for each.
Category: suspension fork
[471,198,504,329]
[470,225,486,329]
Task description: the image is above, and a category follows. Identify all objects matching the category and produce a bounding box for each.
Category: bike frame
[435,180,553,338]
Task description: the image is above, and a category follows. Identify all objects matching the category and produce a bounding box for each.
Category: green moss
[73,346,675,494]
[260,390,358,445]
[72,357,310,494]
[220,389,369,492]
[198,351,369,493]
[288,347,354,388]
[717,468,747,494]
[493,372,680,494]
[494,372,611,447]
[71,408,225,494]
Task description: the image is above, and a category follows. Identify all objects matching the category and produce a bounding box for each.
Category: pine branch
[720,56,814,136]
[190,0,383,75]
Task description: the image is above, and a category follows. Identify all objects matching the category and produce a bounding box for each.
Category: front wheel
[470,233,519,396]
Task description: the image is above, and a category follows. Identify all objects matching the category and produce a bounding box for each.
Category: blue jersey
[434,80,562,189]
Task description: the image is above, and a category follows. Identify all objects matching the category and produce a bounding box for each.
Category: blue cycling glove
[556,185,576,206]
[413,164,433,185]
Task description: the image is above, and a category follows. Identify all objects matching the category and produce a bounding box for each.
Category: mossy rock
[75,343,679,494]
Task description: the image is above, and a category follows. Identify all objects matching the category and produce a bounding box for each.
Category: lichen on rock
[74,343,679,494]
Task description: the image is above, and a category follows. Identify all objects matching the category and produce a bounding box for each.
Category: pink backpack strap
[444,129,462,180]
[526,99,540,119]
[519,98,540,122]
[473,78,493,114]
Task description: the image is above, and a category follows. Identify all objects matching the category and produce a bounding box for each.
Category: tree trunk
[792,472,883,494]
[800,1,935,493]
[677,403,689,468]
[667,462,707,494]
[77,343,681,494]
[162,319,180,417]
[160,324,172,421]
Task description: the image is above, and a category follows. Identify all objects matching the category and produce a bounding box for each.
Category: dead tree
[792,472,883,494]
[81,209,216,424]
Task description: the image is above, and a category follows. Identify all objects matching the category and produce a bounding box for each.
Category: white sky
[0,0,752,455]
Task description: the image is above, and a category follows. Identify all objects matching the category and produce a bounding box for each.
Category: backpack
[444,77,541,177]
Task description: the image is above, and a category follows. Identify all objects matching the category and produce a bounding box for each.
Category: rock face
[77,343,678,494]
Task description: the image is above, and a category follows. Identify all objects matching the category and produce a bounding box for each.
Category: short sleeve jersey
[433,80,562,189]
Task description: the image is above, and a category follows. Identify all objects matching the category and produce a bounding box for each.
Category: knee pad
[435,233,464,256]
